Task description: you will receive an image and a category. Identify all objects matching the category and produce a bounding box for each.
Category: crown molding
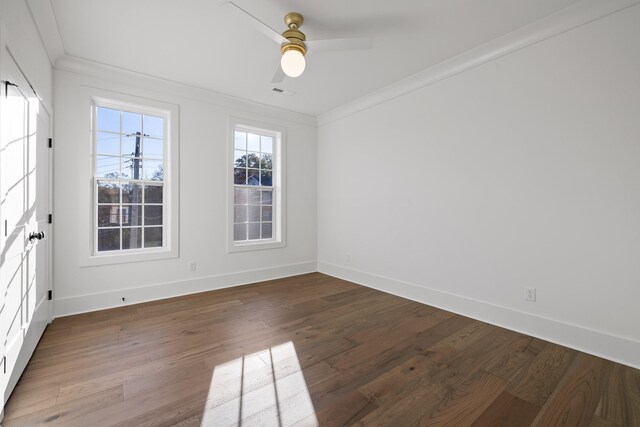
[318,0,640,127]
[55,55,317,127]
[25,0,65,66]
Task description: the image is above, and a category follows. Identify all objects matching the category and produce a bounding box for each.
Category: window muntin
[93,105,166,253]
[233,129,275,242]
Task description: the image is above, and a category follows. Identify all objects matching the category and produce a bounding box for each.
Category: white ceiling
[48,0,582,116]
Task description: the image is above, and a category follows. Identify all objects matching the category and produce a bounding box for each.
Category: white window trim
[227,117,286,253]
[79,88,179,266]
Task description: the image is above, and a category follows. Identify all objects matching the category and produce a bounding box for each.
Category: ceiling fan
[222,2,373,83]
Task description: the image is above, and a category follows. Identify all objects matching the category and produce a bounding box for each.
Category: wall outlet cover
[525,287,536,302]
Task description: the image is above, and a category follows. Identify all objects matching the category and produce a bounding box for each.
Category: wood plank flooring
[3,273,639,426]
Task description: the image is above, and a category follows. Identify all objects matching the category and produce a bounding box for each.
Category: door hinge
[48,214,52,224]
[48,290,53,300]
[2,80,18,96]
[48,138,52,148]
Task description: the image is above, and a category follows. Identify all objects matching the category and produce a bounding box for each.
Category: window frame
[81,92,179,266]
[227,117,286,252]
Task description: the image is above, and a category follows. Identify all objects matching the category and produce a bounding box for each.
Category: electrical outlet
[188,260,196,271]
[525,287,536,302]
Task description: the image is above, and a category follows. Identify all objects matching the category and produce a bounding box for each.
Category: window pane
[122,111,142,135]
[94,105,170,255]
[96,107,119,133]
[98,228,120,251]
[234,150,247,168]
[96,132,120,156]
[234,224,246,241]
[261,191,272,205]
[122,205,142,227]
[98,205,120,227]
[144,205,163,225]
[248,190,261,205]
[247,153,260,169]
[97,181,119,203]
[231,127,278,247]
[121,157,142,179]
[122,227,142,250]
[260,170,272,186]
[234,168,247,185]
[144,227,163,248]
[248,223,260,240]
[248,133,260,152]
[261,136,273,154]
[122,134,142,157]
[96,155,120,178]
[234,131,246,150]
[261,222,272,239]
[234,205,247,223]
[143,115,164,138]
[234,188,247,205]
[143,137,163,159]
[248,205,260,222]
[260,154,272,170]
[143,160,164,181]
[261,206,272,221]
[247,169,259,186]
[144,184,163,203]
[122,183,143,203]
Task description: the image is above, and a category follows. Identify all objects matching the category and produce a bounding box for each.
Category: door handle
[29,231,45,241]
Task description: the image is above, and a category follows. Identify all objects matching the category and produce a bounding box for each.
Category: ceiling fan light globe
[281,49,305,78]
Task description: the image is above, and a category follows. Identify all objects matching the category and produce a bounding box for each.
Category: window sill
[227,240,286,253]
[80,247,178,267]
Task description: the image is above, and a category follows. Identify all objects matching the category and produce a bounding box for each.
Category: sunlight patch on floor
[201,341,319,426]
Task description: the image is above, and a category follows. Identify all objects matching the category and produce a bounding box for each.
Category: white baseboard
[318,261,640,370]
[53,259,640,370]
[54,261,317,317]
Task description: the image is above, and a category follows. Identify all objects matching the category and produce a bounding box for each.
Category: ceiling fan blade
[306,37,373,53]
[271,65,286,84]
[221,2,287,45]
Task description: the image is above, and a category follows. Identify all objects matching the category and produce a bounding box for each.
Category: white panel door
[0,48,51,409]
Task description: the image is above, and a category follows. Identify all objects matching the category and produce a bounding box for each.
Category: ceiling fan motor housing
[281,12,306,56]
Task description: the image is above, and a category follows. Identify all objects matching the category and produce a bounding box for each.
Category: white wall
[0,0,52,110]
[318,5,640,368]
[53,59,317,316]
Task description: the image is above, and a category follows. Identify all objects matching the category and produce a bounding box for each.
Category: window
[229,118,285,252]
[92,100,174,257]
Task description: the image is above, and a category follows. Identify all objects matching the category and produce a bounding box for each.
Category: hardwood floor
[3,273,639,426]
